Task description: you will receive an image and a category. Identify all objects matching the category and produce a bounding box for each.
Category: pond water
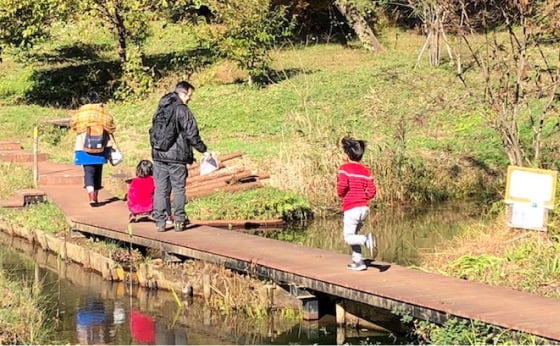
[269,200,485,266]
[0,201,486,344]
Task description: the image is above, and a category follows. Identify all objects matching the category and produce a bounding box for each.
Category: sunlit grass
[0,163,33,200]
[0,20,510,211]
[186,186,312,221]
[418,216,560,299]
[0,202,68,234]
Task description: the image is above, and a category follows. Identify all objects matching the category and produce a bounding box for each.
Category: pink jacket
[127,176,155,214]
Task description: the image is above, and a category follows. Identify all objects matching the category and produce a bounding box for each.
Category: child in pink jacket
[128,160,172,224]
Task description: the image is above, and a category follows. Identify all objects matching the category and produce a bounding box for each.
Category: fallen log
[188,181,262,200]
[190,218,284,229]
[189,170,254,191]
[187,166,245,185]
[188,179,229,194]
[252,173,270,181]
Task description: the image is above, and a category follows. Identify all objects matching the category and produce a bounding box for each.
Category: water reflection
[76,299,107,344]
[272,201,485,266]
[0,232,408,345]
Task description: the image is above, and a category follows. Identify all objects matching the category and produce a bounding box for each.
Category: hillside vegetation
[3,12,560,344]
[0,21,508,215]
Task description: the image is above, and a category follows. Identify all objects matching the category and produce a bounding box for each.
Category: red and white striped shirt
[337,162,376,211]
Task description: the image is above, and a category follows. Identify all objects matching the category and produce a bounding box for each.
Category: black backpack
[149,103,178,151]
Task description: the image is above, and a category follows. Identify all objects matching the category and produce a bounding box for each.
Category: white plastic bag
[109,148,123,166]
[200,152,219,175]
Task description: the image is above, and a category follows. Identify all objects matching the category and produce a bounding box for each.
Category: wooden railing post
[33,126,39,188]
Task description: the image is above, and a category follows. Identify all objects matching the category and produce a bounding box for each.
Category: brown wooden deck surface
[3,148,560,341]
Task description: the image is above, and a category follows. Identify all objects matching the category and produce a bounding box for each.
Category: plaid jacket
[70,103,116,134]
[71,103,117,152]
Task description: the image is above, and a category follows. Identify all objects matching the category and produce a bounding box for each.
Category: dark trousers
[83,164,103,190]
[153,161,187,226]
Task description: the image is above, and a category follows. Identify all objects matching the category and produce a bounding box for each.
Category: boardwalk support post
[289,283,319,320]
[336,302,346,325]
[266,284,276,310]
[203,274,211,300]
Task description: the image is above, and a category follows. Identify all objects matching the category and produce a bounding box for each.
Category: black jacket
[151,92,207,164]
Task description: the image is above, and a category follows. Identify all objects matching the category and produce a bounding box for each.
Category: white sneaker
[165,216,174,226]
[365,233,377,259]
[347,261,367,271]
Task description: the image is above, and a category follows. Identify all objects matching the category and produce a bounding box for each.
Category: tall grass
[0,265,53,344]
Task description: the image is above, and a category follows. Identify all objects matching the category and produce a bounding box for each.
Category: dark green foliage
[0,0,68,55]
[25,60,120,107]
[273,0,353,43]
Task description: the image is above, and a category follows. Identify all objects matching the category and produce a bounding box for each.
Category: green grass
[0,163,33,200]
[0,202,68,234]
[186,186,312,221]
[0,21,510,212]
[413,318,550,345]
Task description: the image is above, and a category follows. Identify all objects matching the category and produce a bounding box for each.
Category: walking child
[337,137,377,271]
[127,160,172,224]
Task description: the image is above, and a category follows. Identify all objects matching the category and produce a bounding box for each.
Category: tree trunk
[114,11,128,64]
[498,125,524,166]
[96,0,128,65]
[333,1,384,52]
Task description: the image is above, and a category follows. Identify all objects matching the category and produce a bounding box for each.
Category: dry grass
[156,259,301,317]
[419,215,519,270]
[418,215,560,298]
[0,270,51,344]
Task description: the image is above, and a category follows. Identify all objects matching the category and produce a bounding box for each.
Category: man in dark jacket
[151,81,208,232]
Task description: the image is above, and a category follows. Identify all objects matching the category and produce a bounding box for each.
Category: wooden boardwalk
[2,142,560,341]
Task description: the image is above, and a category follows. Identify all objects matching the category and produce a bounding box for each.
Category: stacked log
[186,152,270,200]
[184,152,282,230]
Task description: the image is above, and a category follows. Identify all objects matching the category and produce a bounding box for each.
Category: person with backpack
[70,91,117,206]
[150,81,208,232]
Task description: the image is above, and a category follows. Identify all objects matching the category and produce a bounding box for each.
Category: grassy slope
[2,20,560,342]
[0,22,507,209]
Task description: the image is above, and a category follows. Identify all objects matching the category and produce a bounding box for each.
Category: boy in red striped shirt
[337,137,377,271]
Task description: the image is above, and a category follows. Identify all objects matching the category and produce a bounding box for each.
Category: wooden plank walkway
[2,144,560,341]
[38,186,560,342]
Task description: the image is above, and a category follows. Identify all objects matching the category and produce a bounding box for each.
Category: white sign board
[505,166,557,209]
[508,202,546,231]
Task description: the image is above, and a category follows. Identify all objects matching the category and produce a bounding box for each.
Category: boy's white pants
[343,206,369,263]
